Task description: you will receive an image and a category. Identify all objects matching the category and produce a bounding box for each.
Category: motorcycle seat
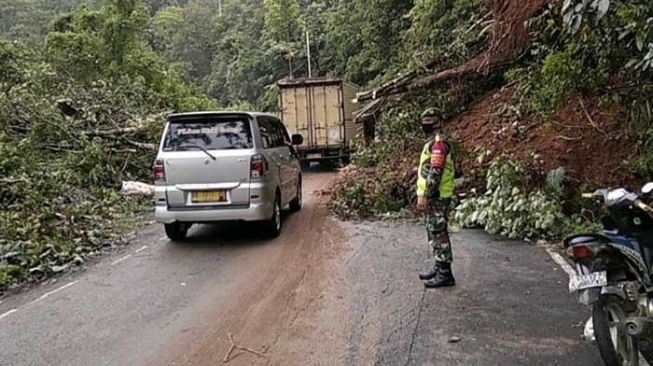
[564,234,611,248]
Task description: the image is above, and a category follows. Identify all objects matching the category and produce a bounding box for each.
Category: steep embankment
[329,86,640,221]
[448,87,638,187]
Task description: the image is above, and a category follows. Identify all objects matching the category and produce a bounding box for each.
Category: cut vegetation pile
[0,1,216,291]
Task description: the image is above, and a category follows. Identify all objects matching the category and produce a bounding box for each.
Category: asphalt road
[0,171,602,366]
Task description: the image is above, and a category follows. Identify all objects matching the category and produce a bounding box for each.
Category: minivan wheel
[289,178,302,212]
[164,223,190,241]
[264,194,282,238]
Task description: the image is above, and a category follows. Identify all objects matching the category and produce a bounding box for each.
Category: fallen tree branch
[354,0,550,108]
[83,127,147,137]
[412,56,511,90]
[223,333,268,364]
[0,177,30,184]
[577,98,608,138]
[558,135,582,141]
[123,138,157,150]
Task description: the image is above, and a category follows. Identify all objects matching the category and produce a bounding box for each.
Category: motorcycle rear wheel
[593,296,641,366]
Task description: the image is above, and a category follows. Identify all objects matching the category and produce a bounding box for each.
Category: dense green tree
[264,0,302,77]
[152,2,217,81]
[0,37,26,94]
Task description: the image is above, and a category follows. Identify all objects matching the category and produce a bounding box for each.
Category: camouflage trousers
[425,198,452,263]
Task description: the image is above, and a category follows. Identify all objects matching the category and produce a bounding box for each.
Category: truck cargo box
[278,78,358,166]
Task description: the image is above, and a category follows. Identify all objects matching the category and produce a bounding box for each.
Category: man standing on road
[416,108,457,288]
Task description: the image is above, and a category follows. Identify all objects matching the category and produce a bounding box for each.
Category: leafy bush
[506,44,608,113]
[455,156,598,240]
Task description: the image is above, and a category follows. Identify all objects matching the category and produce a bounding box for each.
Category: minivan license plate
[569,271,607,292]
[192,190,227,203]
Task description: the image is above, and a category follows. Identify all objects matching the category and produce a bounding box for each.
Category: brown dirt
[147,172,348,366]
[330,87,640,219]
[448,87,639,187]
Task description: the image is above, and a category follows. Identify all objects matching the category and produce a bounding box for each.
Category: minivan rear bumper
[155,201,273,224]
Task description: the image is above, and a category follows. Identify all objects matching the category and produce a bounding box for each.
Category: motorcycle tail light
[572,244,596,260]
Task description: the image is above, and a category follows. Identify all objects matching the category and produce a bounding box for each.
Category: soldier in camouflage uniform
[416,108,457,288]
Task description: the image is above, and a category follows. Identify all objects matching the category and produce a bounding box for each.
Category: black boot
[424,262,456,288]
[419,260,441,280]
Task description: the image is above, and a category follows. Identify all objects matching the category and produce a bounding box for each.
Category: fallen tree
[355,0,550,111]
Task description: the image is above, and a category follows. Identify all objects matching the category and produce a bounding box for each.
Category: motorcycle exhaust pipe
[625,317,653,338]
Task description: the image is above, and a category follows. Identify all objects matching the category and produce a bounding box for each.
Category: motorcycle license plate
[569,271,607,292]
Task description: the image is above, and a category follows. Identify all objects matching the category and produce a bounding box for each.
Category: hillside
[449,88,638,187]
[330,0,653,239]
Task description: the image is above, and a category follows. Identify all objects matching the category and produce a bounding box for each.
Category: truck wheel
[164,223,190,241]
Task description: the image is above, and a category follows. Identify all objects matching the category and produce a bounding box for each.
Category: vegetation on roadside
[0,0,496,288]
[0,0,216,289]
[3,0,653,287]
[454,156,601,240]
[330,0,653,240]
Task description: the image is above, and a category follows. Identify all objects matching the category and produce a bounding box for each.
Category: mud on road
[151,171,349,366]
[152,173,601,366]
[0,170,601,366]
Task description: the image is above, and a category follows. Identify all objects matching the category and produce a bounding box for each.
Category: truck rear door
[309,83,344,148]
[280,87,313,147]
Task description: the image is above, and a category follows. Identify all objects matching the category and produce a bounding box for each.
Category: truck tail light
[250,154,268,179]
[154,159,165,183]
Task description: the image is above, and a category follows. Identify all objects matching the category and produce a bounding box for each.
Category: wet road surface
[0,172,601,366]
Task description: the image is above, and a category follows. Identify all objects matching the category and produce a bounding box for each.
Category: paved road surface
[0,171,602,366]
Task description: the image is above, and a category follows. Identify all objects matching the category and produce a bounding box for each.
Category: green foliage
[0,0,218,289]
[152,4,216,82]
[546,167,567,198]
[507,0,653,116]
[403,0,487,68]
[563,0,653,72]
[0,37,26,93]
[507,44,608,113]
[354,102,424,167]
[455,157,596,240]
[330,165,413,220]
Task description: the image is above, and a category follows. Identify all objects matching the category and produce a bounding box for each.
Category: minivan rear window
[163,117,254,151]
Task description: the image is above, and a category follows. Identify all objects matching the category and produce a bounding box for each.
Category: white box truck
[278,78,359,168]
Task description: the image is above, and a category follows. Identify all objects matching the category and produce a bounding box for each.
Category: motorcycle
[565,183,653,366]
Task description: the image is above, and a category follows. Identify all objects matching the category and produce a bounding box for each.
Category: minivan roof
[167,111,277,120]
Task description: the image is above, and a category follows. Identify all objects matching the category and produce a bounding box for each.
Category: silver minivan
[153,112,304,240]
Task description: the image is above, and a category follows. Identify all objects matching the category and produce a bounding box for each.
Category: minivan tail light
[154,159,165,183]
[572,244,596,261]
[250,154,268,179]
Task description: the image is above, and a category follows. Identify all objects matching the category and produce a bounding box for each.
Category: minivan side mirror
[291,134,304,146]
